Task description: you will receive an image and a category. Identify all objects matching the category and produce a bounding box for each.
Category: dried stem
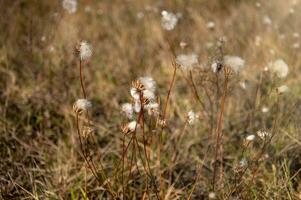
[212,72,229,191]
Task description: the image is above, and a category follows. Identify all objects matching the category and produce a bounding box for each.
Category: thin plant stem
[79,59,87,99]
[158,64,177,197]
[212,73,229,191]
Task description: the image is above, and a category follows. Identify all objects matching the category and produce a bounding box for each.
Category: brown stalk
[212,71,230,191]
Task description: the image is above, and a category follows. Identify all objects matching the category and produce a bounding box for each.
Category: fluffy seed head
[138,77,156,92]
[161,10,178,31]
[78,41,92,61]
[122,121,138,134]
[223,55,245,73]
[73,99,92,114]
[62,0,77,13]
[121,103,134,119]
[269,59,289,78]
[187,110,198,125]
[176,53,199,71]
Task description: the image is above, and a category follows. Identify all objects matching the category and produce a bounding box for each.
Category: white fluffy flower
[277,85,289,94]
[223,55,245,73]
[127,121,138,132]
[246,134,255,141]
[269,59,289,78]
[62,0,77,14]
[139,76,156,92]
[187,110,198,125]
[79,41,92,61]
[145,102,159,115]
[176,53,199,71]
[121,103,133,119]
[130,87,139,100]
[134,100,141,113]
[161,10,178,31]
[73,99,92,114]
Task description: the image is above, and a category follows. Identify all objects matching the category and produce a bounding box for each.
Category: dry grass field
[1,0,301,199]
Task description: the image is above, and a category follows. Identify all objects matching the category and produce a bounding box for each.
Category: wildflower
[62,0,77,14]
[122,121,138,134]
[261,106,269,113]
[176,53,199,71]
[269,59,289,78]
[73,99,92,114]
[133,100,142,113]
[161,10,178,31]
[187,110,198,125]
[207,21,215,29]
[246,134,255,141]
[121,103,134,119]
[223,55,245,73]
[78,41,92,61]
[277,85,289,94]
[138,77,156,92]
[257,130,270,139]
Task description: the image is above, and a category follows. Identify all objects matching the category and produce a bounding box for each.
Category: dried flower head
[122,121,138,134]
[73,99,92,114]
[223,55,245,73]
[269,59,289,78]
[77,41,92,61]
[138,76,156,92]
[161,10,178,31]
[62,0,77,14]
[176,53,199,71]
[121,103,134,119]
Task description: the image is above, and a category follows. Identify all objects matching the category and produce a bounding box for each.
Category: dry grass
[1,0,301,199]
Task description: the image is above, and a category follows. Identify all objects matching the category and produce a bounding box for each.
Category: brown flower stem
[79,59,87,99]
[212,74,229,191]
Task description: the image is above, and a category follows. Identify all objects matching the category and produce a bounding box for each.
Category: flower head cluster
[121,76,159,134]
[223,55,245,73]
[176,53,199,71]
[161,10,179,31]
[73,99,92,114]
[77,41,92,61]
[268,59,289,78]
[62,0,77,14]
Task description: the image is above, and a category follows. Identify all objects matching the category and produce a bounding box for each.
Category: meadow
[1,0,301,199]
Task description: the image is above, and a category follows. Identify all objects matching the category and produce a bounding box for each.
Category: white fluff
[223,55,245,73]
